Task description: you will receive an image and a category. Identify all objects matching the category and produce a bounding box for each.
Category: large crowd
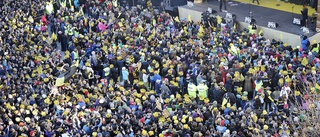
[0,0,319,137]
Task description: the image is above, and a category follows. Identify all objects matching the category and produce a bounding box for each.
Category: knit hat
[263,125,268,130]
[29,130,35,136]
[243,91,248,96]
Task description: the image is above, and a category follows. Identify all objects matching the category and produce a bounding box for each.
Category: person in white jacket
[280,83,290,99]
[142,69,149,90]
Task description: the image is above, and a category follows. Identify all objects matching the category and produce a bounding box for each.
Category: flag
[280,33,282,39]
[152,19,156,26]
[37,66,43,75]
[197,24,204,38]
[117,13,122,18]
[98,22,108,32]
[152,28,156,36]
[68,0,72,7]
[138,25,144,33]
[199,24,204,34]
[61,0,66,8]
[45,2,54,14]
[301,57,308,66]
[217,16,222,24]
[118,22,123,27]
[258,29,263,36]
[113,0,118,7]
[230,44,238,55]
[188,14,192,22]
[51,32,57,41]
[84,17,88,26]
[222,98,227,107]
[174,16,180,23]
[316,83,320,93]
[79,6,84,16]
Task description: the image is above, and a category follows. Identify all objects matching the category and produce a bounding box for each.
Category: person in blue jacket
[74,0,80,11]
[301,35,310,52]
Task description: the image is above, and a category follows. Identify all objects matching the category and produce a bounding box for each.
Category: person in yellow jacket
[188,80,197,99]
[248,22,257,35]
[71,49,79,61]
[254,77,263,99]
[68,26,74,36]
[197,80,208,100]
[311,42,319,53]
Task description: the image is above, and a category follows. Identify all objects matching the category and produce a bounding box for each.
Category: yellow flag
[230,44,238,55]
[316,83,320,90]
[197,24,204,38]
[80,6,84,16]
[37,66,43,74]
[152,19,156,26]
[55,77,64,86]
[174,16,180,23]
[222,98,227,107]
[301,57,308,66]
[217,16,222,24]
[258,29,263,36]
[188,14,192,22]
[113,0,118,7]
[199,24,204,34]
[62,0,66,7]
[68,0,72,7]
[252,114,257,123]
[138,25,144,32]
[51,32,57,41]
[118,22,123,27]
[152,28,156,36]
[280,33,282,39]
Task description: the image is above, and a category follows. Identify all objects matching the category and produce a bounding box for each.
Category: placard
[187,1,194,7]
[208,8,212,13]
[226,13,233,19]
[293,18,301,25]
[245,17,251,23]
[268,22,276,28]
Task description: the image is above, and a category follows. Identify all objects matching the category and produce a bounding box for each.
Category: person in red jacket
[41,14,48,26]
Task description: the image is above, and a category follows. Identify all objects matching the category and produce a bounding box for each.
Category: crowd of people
[0,0,319,137]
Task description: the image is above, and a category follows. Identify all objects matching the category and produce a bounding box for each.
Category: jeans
[144,82,149,90]
[264,102,273,112]
[150,82,155,90]
[220,0,227,11]
[252,0,259,4]
[301,18,308,27]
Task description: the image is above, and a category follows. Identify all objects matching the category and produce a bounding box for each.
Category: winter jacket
[301,38,309,51]
[244,76,253,92]
[122,70,129,81]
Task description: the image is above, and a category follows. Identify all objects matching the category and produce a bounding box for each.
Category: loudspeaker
[171,0,187,6]
[165,7,179,17]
